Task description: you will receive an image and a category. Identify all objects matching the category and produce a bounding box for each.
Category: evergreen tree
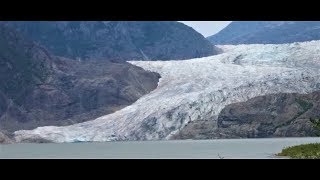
[310,118,320,136]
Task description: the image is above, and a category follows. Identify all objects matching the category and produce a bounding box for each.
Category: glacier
[14,41,320,143]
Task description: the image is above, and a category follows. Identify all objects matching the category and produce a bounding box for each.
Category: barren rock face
[0,24,160,134]
[14,41,320,143]
[173,91,320,139]
[0,132,13,144]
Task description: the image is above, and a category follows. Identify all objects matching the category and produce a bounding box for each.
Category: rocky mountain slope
[0,131,13,144]
[0,25,160,136]
[15,41,320,143]
[173,91,320,139]
[2,21,216,61]
[208,21,320,45]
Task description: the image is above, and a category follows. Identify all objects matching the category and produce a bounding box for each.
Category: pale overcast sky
[179,21,231,37]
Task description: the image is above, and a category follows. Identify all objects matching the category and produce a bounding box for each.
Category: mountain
[208,21,320,45]
[0,25,53,105]
[2,21,216,61]
[173,91,320,139]
[0,25,160,137]
[15,41,320,143]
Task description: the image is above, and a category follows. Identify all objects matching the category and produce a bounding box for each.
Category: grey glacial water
[1,138,320,159]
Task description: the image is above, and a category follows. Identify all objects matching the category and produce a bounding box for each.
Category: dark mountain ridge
[3,21,217,61]
[208,21,320,45]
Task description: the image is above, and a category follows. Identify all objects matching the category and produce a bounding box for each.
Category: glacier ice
[14,41,320,143]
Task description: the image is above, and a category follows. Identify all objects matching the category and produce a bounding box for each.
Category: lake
[1,137,320,159]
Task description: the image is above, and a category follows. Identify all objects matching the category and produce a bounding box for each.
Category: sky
[179,21,231,37]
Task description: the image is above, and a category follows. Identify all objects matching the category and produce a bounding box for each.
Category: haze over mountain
[208,21,320,45]
[179,21,231,37]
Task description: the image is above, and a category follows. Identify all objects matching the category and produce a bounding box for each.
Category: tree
[310,118,320,136]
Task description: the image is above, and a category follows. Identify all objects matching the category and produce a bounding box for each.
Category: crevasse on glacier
[14,41,320,143]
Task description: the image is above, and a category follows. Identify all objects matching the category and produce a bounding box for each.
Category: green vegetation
[310,118,320,136]
[277,143,320,159]
[277,118,320,159]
